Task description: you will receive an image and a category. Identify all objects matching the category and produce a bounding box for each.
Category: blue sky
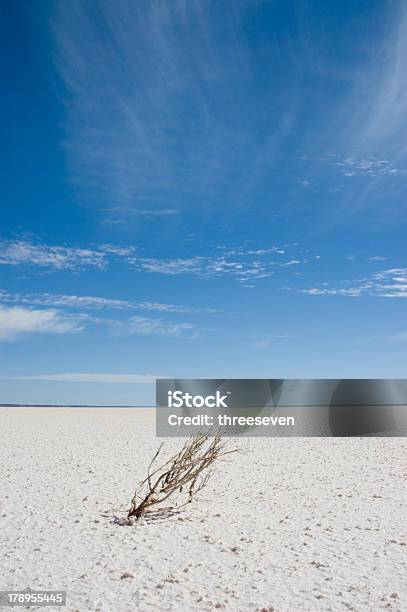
[1,0,407,405]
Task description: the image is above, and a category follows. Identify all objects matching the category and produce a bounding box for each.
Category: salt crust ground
[1,407,406,611]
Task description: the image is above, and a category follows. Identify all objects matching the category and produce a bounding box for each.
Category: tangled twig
[127,431,238,519]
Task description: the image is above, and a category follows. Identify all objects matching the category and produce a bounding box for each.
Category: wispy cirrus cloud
[0,239,134,271]
[0,305,83,340]
[0,289,219,315]
[134,247,306,282]
[49,0,407,228]
[313,3,407,167]
[280,259,301,268]
[51,1,240,211]
[136,256,274,281]
[293,5,407,219]
[353,7,407,154]
[50,1,300,218]
[137,301,218,314]
[127,315,196,338]
[368,256,388,262]
[0,238,309,283]
[328,5,407,216]
[74,313,202,339]
[332,155,407,179]
[0,302,203,341]
[300,268,407,299]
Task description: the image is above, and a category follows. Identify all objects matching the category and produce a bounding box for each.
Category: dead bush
[127,431,238,519]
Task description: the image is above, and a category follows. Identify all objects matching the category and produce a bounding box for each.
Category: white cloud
[296,6,407,218]
[137,301,218,314]
[0,290,219,314]
[333,156,405,179]
[50,1,257,214]
[0,240,108,270]
[135,251,304,281]
[50,0,308,220]
[0,293,209,341]
[137,257,206,276]
[357,10,407,150]
[0,237,312,284]
[99,245,137,257]
[0,240,140,271]
[303,287,363,297]
[0,305,82,340]
[301,268,407,299]
[329,8,407,214]
[0,307,202,341]
[127,316,196,338]
[25,293,133,310]
[246,248,285,255]
[12,373,159,383]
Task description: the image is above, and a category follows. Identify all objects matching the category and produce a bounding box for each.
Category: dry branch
[127,431,238,519]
